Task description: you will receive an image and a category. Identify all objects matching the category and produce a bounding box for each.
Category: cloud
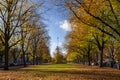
[60,20,72,31]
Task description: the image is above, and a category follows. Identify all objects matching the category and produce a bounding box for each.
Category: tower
[56,37,59,51]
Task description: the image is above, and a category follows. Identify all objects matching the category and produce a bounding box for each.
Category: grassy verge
[0,64,120,80]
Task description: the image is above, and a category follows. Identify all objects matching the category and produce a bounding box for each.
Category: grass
[0,63,120,80]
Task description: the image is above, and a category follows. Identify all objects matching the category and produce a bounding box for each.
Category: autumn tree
[65,18,96,65]
[38,38,51,63]
[28,22,50,65]
[106,38,120,67]
[53,46,65,64]
[19,3,43,66]
[64,0,120,39]
[88,27,110,67]
[61,0,120,67]
[0,0,41,70]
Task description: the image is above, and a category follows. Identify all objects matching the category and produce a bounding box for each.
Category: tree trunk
[88,51,91,66]
[99,48,104,67]
[12,51,17,63]
[22,43,26,67]
[4,40,9,70]
[96,52,99,63]
[33,50,35,65]
[4,2,11,70]
[23,51,26,67]
[111,58,115,68]
[33,55,35,65]
[36,57,38,65]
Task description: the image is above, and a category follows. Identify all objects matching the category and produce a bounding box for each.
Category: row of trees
[0,0,51,70]
[63,0,120,67]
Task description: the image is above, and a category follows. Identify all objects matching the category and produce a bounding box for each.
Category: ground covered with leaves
[0,64,120,80]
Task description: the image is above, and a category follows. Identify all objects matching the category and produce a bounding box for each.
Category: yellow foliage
[115,53,120,61]
[67,52,81,62]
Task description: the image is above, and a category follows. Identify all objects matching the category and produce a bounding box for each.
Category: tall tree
[54,46,64,64]
[65,0,120,40]
[28,22,50,65]
[65,18,96,65]
[0,0,38,70]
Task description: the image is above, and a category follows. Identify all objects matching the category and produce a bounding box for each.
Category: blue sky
[38,0,71,56]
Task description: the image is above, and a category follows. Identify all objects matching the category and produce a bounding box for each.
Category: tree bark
[33,49,35,65]
[99,48,104,67]
[22,50,26,67]
[88,51,91,66]
[4,39,9,70]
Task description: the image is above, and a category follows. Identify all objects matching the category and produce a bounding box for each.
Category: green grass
[0,63,120,80]
[21,64,82,72]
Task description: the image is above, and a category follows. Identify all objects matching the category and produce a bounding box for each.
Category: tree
[106,38,120,67]
[0,0,39,70]
[67,52,82,63]
[62,0,120,67]
[54,47,64,64]
[28,22,50,65]
[19,4,43,66]
[88,27,109,67]
[65,0,120,40]
[65,18,97,65]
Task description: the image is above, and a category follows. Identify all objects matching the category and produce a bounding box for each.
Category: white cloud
[60,20,72,31]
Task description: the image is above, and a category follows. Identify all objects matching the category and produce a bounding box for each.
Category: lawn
[0,64,120,80]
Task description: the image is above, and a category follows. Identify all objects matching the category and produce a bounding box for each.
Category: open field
[0,64,120,80]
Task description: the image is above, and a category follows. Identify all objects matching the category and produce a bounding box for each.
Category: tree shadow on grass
[2,64,119,80]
